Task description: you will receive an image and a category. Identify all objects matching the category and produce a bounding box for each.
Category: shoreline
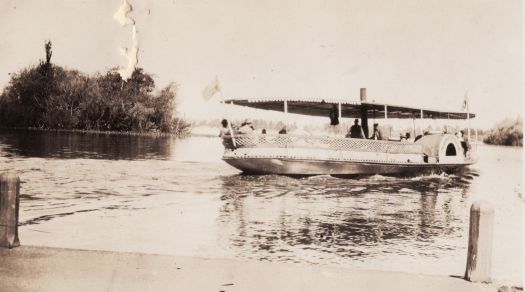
[0,126,191,138]
[2,126,521,148]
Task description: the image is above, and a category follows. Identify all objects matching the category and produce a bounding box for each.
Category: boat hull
[221,133,477,176]
[223,156,472,176]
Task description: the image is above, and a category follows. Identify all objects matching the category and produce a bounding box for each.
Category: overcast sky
[0,0,522,128]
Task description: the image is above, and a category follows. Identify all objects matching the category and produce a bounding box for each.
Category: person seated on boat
[278,126,287,134]
[238,119,255,135]
[346,119,365,139]
[219,119,231,138]
[370,123,384,140]
[258,128,268,143]
[400,132,411,141]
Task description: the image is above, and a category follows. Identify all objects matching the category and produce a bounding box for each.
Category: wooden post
[0,173,20,248]
[464,201,494,283]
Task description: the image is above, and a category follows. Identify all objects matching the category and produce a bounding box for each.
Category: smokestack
[360,88,367,101]
[359,88,369,138]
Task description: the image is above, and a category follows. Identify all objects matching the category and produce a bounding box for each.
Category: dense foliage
[483,117,523,146]
[0,41,189,136]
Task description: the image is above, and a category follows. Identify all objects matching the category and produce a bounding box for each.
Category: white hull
[223,156,474,176]
[221,133,477,176]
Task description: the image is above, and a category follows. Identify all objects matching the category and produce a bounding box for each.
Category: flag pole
[466,93,471,141]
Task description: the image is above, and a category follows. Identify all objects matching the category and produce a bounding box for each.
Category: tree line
[0,41,189,136]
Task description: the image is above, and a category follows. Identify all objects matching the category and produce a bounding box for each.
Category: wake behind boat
[220,88,477,176]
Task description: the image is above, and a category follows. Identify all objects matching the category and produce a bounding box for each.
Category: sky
[0,0,522,128]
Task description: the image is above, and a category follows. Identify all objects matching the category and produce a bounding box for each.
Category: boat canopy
[221,97,475,119]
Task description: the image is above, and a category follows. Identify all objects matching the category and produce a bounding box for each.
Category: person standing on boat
[371,123,383,140]
[346,119,365,139]
[329,104,339,126]
[457,130,469,156]
[329,104,339,136]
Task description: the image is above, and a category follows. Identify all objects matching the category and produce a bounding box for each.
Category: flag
[202,76,221,101]
[461,92,469,112]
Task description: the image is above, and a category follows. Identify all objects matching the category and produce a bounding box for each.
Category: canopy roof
[221,97,475,119]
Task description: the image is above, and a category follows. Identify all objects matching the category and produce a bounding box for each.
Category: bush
[483,117,523,146]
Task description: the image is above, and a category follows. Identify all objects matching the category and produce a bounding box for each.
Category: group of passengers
[219,118,258,137]
[219,118,287,137]
[345,119,387,141]
[220,117,386,143]
[220,118,391,141]
[219,118,466,144]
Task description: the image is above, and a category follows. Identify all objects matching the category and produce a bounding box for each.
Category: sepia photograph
[0,0,523,291]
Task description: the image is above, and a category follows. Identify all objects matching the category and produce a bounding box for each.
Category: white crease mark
[113,0,139,80]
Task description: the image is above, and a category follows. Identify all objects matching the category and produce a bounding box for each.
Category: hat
[373,123,379,127]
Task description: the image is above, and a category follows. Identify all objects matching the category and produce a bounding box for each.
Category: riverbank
[0,126,190,138]
[0,245,502,292]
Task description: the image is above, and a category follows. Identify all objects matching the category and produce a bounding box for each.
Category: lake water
[0,129,523,284]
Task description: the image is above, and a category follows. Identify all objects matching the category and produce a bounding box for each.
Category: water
[0,129,523,284]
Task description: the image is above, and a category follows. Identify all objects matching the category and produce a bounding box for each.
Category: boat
[220,88,477,176]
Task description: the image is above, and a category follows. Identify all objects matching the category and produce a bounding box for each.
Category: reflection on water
[0,129,172,160]
[0,130,522,283]
[217,173,472,264]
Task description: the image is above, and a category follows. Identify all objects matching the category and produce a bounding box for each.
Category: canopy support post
[412,115,416,139]
[447,113,450,133]
[467,109,471,142]
[283,99,289,130]
[338,102,342,119]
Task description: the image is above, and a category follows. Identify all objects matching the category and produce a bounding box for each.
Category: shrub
[483,117,523,146]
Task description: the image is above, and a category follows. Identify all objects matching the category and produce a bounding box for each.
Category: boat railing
[223,134,423,154]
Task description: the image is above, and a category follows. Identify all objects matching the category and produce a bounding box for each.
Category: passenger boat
[220,88,477,175]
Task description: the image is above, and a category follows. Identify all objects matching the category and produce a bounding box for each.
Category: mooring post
[464,200,494,283]
[0,172,20,248]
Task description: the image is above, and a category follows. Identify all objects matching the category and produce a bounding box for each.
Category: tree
[0,42,189,135]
